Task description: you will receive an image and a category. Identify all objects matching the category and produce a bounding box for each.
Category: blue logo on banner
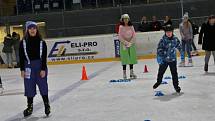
[114,39,120,57]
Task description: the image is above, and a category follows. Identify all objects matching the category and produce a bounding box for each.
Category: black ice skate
[44,103,51,116]
[0,84,3,94]
[204,64,208,72]
[175,87,181,94]
[23,104,33,117]
[153,82,161,89]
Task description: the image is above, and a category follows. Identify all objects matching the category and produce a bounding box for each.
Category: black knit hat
[164,25,174,32]
[208,15,215,19]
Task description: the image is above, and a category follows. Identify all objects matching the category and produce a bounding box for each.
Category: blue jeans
[182,40,192,60]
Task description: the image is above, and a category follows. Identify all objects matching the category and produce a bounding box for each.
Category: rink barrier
[0,29,204,65]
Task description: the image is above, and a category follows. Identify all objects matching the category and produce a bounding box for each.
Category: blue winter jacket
[157,35,184,64]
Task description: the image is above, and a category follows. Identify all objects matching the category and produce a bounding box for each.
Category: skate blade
[172,92,184,96]
[43,114,51,118]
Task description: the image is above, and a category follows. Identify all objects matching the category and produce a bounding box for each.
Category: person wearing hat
[153,25,184,94]
[12,32,21,68]
[179,14,193,67]
[19,21,50,117]
[198,15,215,72]
[118,14,137,79]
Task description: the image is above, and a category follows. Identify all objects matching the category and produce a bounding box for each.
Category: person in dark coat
[12,32,20,68]
[150,16,162,31]
[2,34,13,68]
[198,15,215,72]
[188,19,199,56]
[163,16,173,26]
[138,16,150,32]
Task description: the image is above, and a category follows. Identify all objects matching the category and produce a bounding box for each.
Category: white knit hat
[25,21,37,30]
[183,12,189,19]
[121,14,130,19]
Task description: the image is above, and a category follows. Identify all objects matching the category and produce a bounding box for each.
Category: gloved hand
[157,56,164,65]
[126,42,132,48]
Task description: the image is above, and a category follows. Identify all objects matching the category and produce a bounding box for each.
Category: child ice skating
[153,25,184,93]
[19,21,50,117]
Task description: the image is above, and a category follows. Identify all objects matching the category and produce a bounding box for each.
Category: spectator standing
[2,34,13,68]
[150,16,162,31]
[163,16,173,26]
[138,16,150,32]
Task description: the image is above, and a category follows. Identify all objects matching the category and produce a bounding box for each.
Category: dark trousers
[191,39,197,51]
[0,76,2,85]
[24,60,48,97]
[157,61,180,91]
[122,64,133,70]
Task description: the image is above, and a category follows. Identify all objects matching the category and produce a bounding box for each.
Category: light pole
[180,0,184,18]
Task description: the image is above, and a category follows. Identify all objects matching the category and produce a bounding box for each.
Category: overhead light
[37,22,45,25]
[12,24,23,27]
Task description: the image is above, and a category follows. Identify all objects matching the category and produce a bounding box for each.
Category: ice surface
[0,56,215,121]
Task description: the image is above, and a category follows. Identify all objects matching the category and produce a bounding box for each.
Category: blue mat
[110,79,131,83]
[161,81,168,84]
[155,91,164,96]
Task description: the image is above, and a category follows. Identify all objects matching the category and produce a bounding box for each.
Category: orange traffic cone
[144,65,148,73]
[81,65,89,80]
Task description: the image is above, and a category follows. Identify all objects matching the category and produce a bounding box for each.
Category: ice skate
[153,82,161,89]
[23,104,33,117]
[0,84,3,94]
[204,64,208,72]
[130,69,137,79]
[44,103,51,116]
[187,58,193,67]
[175,87,181,95]
[179,61,185,67]
[123,70,127,79]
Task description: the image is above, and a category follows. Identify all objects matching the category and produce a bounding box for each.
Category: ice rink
[0,56,215,121]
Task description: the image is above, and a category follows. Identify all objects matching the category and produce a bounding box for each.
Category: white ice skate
[187,59,193,67]
[130,70,137,79]
[179,61,185,67]
[172,92,181,96]
[123,70,127,79]
[187,62,193,67]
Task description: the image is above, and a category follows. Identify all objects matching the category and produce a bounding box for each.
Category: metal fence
[0,0,213,38]
[9,0,182,15]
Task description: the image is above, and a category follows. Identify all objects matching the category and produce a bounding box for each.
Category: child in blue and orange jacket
[153,25,184,93]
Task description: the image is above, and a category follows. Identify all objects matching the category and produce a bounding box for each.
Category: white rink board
[0,29,201,64]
